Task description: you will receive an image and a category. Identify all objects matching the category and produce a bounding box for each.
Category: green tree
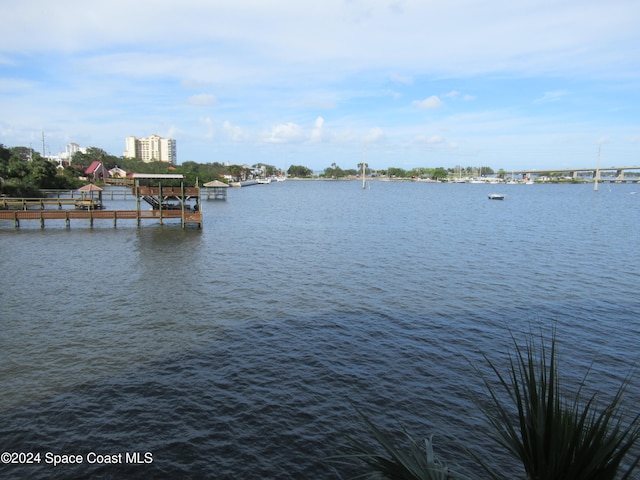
[59,166,84,189]
[0,144,12,178]
[11,146,37,161]
[228,165,238,181]
[408,167,433,178]
[323,163,346,178]
[387,167,407,178]
[7,155,28,179]
[431,167,448,181]
[1,152,39,196]
[288,165,312,177]
[28,159,58,188]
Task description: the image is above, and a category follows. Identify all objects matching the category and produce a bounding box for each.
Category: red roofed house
[85,161,108,182]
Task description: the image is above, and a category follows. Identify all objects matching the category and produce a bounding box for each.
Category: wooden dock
[1,174,203,229]
[1,197,104,210]
[0,208,202,228]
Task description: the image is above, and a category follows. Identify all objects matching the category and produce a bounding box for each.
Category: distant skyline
[1,0,639,172]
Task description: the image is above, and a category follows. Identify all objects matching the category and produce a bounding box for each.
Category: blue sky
[1,0,639,172]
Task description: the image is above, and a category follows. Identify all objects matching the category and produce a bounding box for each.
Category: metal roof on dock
[131,173,184,179]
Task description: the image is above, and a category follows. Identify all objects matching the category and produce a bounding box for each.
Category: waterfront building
[124,134,176,164]
[108,166,127,178]
[85,161,108,182]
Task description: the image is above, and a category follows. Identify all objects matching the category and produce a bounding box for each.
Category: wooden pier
[0,174,202,229]
[1,197,104,210]
[0,208,202,229]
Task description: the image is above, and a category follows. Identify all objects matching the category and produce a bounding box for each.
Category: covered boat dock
[0,174,202,229]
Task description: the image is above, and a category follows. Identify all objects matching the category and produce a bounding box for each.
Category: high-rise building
[124,134,176,164]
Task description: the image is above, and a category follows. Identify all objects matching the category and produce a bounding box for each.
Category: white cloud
[264,122,305,144]
[2,0,639,79]
[445,90,475,101]
[311,116,325,143]
[1,0,639,171]
[364,127,385,143]
[201,118,215,140]
[390,73,413,85]
[188,94,217,106]
[383,89,402,100]
[415,134,446,145]
[223,120,248,142]
[413,96,443,109]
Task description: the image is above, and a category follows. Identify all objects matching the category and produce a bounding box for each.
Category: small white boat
[488,194,505,200]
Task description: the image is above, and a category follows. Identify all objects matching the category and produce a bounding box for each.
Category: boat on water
[488,194,505,200]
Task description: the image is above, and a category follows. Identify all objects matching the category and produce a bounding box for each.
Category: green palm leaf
[474,329,640,480]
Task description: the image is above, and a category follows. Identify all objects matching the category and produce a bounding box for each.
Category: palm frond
[334,409,476,480]
[473,328,640,480]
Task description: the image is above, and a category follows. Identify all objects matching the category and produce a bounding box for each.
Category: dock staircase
[142,195,161,209]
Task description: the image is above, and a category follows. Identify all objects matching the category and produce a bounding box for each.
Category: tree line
[0,144,299,197]
[0,144,81,196]
[1,142,503,197]
[321,164,496,180]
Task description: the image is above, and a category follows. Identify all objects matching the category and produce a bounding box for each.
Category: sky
[1,0,640,172]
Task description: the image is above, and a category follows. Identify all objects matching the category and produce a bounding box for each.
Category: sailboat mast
[594,145,601,191]
[362,144,366,189]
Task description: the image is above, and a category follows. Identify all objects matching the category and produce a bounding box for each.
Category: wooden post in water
[158,182,163,225]
[181,180,185,229]
[135,179,141,227]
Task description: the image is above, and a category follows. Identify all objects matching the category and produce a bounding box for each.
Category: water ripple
[1,182,639,478]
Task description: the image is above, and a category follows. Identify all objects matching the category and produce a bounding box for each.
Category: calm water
[1,181,639,479]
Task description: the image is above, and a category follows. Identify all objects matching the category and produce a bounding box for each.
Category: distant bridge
[512,165,640,182]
